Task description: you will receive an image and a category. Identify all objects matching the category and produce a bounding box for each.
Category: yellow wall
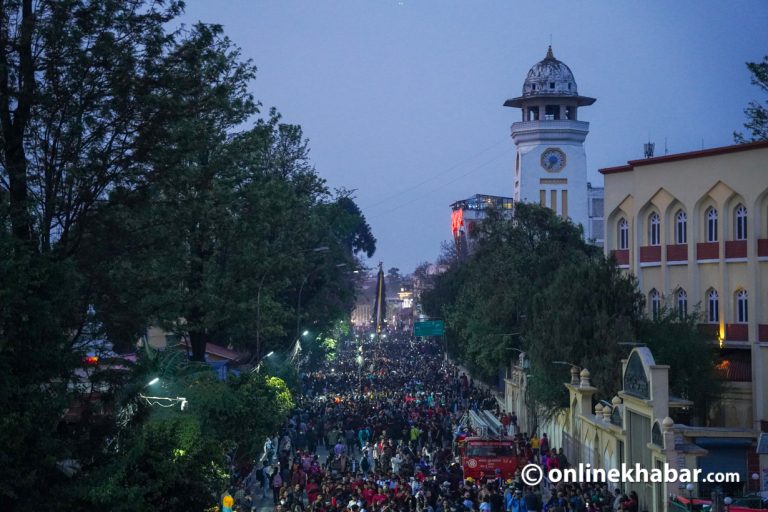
[602,143,768,430]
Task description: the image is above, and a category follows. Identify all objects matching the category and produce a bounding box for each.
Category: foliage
[422,203,720,421]
[73,414,228,512]
[525,257,642,413]
[639,307,721,424]
[0,0,368,509]
[735,55,768,143]
[69,350,293,511]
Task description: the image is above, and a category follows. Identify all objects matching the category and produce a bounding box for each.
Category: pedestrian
[272,466,283,505]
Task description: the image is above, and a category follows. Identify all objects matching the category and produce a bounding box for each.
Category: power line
[365,137,509,211]
[367,147,512,220]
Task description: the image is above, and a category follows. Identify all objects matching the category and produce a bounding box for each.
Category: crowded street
[230,332,632,512]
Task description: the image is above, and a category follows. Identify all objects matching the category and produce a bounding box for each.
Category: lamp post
[251,351,274,374]
[724,496,732,512]
[687,483,695,509]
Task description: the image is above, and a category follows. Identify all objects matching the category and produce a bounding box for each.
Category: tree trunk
[0,0,35,246]
[189,328,207,363]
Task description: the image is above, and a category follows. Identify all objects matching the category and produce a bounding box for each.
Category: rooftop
[600,140,768,175]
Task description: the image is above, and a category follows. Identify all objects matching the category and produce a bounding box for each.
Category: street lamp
[506,348,530,370]
[552,361,580,368]
[553,361,581,386]
[724,496,732,512]
[251,351,274,374]
[146,377,160,387]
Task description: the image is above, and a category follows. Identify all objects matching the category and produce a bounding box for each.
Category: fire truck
[455,409,526,481]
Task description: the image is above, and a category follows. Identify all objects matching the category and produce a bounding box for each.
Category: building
[599,140,768,500]
[450,194,514,259]
[504,46,604,244]
[506,346,760,511]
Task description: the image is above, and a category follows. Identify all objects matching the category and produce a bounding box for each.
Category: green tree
[639,307,721,424]
[0,1,184,507]
[735,55,768,143]
[422,203,720,423]
[525,257,642,415]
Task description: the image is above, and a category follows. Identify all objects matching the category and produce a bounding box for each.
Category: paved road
[253,445,331,512]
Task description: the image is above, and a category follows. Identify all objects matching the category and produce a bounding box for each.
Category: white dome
[522,46,578,97]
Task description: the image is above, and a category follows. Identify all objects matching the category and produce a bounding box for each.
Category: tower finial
[546,45,554,59]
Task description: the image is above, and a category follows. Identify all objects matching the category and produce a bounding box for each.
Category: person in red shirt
[372,487,388,506]
[361,482,375,504]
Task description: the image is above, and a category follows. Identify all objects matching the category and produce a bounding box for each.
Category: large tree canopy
[423,203,719,421]
[0,1,373,509]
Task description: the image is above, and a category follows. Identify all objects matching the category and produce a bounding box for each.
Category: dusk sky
[180,1,768,274]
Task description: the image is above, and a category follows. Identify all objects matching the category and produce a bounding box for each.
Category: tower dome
[522,46,578,97]
[503,46,595,109]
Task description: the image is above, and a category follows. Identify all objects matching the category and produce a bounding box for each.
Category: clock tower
[504,46,596,234]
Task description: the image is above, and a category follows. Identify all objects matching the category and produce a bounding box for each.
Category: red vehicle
[458,437,526,481]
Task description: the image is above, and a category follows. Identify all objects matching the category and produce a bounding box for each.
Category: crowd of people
[224,332,641,512]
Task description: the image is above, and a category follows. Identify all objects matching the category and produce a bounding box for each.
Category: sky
[179,0,768,274]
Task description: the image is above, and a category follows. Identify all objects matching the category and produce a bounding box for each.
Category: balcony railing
[758,239,768,257]
[510,119,590,132]
[639,245,661,263]
[696,242,719,260]
[666,244,688,262]
[611,249,629,266]
[725,240,747,259]
[725,324,749,342]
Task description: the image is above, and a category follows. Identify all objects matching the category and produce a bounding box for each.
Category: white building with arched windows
[601,140,768,436]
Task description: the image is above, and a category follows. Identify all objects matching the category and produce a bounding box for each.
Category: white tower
[504,46,595,233]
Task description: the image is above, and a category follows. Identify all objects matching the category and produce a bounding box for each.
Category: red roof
[716,350,752,382]
[600,140,768,175]
[204,343,243,361]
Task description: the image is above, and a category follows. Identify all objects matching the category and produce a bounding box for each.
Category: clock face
[540,148,567,172]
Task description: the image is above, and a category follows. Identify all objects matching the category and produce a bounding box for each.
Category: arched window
[707,289,719,324]
[649,213,660,246]
[736,289,748,323]
[676,210,687,244]
[677,289,688,320]
[706,207,718,242]
[649,289,661,320]
[735,204,748,241]
[618,218,629,250]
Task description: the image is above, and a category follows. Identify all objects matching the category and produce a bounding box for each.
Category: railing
[725,240,747,258]
[639,245,661,263]
[511,120,589,132]
[696,242,719,260]
[666,244,688,262]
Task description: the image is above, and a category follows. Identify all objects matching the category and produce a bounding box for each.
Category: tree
[0,1,184,507]
[422,203,720,422]
[525,257,642,414]
[735,55,768,143]
[639,307,721,425]
[0,2,364,508]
